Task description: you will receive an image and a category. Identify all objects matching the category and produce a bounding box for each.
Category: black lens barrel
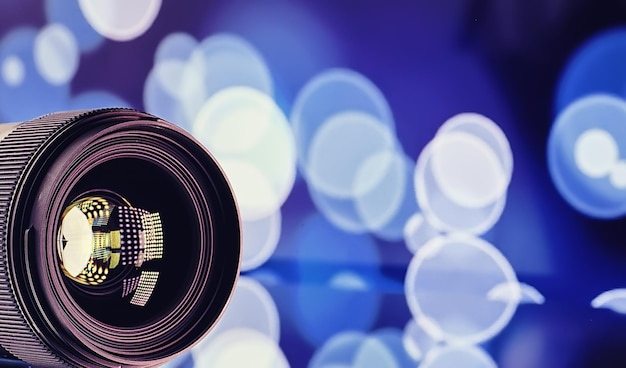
[0,109,241,367]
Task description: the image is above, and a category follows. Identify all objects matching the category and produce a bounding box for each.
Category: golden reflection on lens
[58,196,164,306]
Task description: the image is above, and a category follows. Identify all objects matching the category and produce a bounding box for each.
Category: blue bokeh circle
[548,94,626,218]
[556,27,626,114]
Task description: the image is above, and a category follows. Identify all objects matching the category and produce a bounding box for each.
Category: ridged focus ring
[0,112,77,367]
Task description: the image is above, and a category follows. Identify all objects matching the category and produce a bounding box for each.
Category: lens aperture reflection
[59,194,164,307]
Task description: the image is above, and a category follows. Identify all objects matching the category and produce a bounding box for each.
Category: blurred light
[241,209,281,272]
[309,189,369,233]
[547,94,626,218]
[1,55,23,86]
[78,0,162,41]
[143,61,188,128]
[220,158,283,220]
[430,131,508,208]
[420,345,497,368]
[574,128,619,178]
[346,337,398,368]
[309,331,403,368]
[309,174,418,240]
[354,151,404,225]
[68,90,131,110]
[34,23,79,85]
[45,0,104,52]
[154,60,186,99]
[591,288,626,314]
[194,87,286,156]
[291,68,395,171]
[402,319,438,361]
[192,276,280,358]
[369,328,419,368]
[436,113,513,184]
[144,32,201,130]
[355,151,417,241]
[414,113,512,234]
[192,328,289,368]
[555,27,626,114]
[304,110,412,239]
[414,136,507,235]
[329,271,369,291]
[0,27,69,121]
[193,87,296,221]
[180,34,273,126]
[610,160,626,188]
[404,235,519,345]
[487,282,546,305]
[403,213,439,255]
[518,283,546,305]
[306,111,396,198]
[308,331,366,368]
[154,32,197,63]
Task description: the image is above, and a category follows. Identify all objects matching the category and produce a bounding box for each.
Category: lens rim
[0,109,240,367]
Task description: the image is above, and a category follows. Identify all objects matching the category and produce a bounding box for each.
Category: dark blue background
[3,1,626,367]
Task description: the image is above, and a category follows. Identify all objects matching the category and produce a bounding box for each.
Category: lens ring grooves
[0,110,97,367]
[0,109,240,367]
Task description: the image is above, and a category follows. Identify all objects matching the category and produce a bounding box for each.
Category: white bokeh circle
[1,55,24,86]
[436,112,513,183]
[574,128,619,178]
[306,111,396,198]
[308,331,366,368]
[308,189,369,234]
[291,68,395,171]
[78,0,162,41]
[192,328,289,368]
[154,32,198,63]
[193,87,296,221]
[192,276,280,355]
[144,32,200,130]
[353,150,407,233]
[610,160,626,189]
[547,94,626,218]
[304,111,414,238]
[405,235,519,345]
[414,137,507,234]
[308,331,406,368]
[430,131,508,209]
[34,23,79,85]
[153,59,186,99]
[218,158,281,221]
[241,209,282,271]
[403,213,439,255]
[180,34,273,123]
[420,345,497,368]
[402,318,438,361]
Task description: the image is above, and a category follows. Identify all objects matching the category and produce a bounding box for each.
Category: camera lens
[0,109,241,367]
